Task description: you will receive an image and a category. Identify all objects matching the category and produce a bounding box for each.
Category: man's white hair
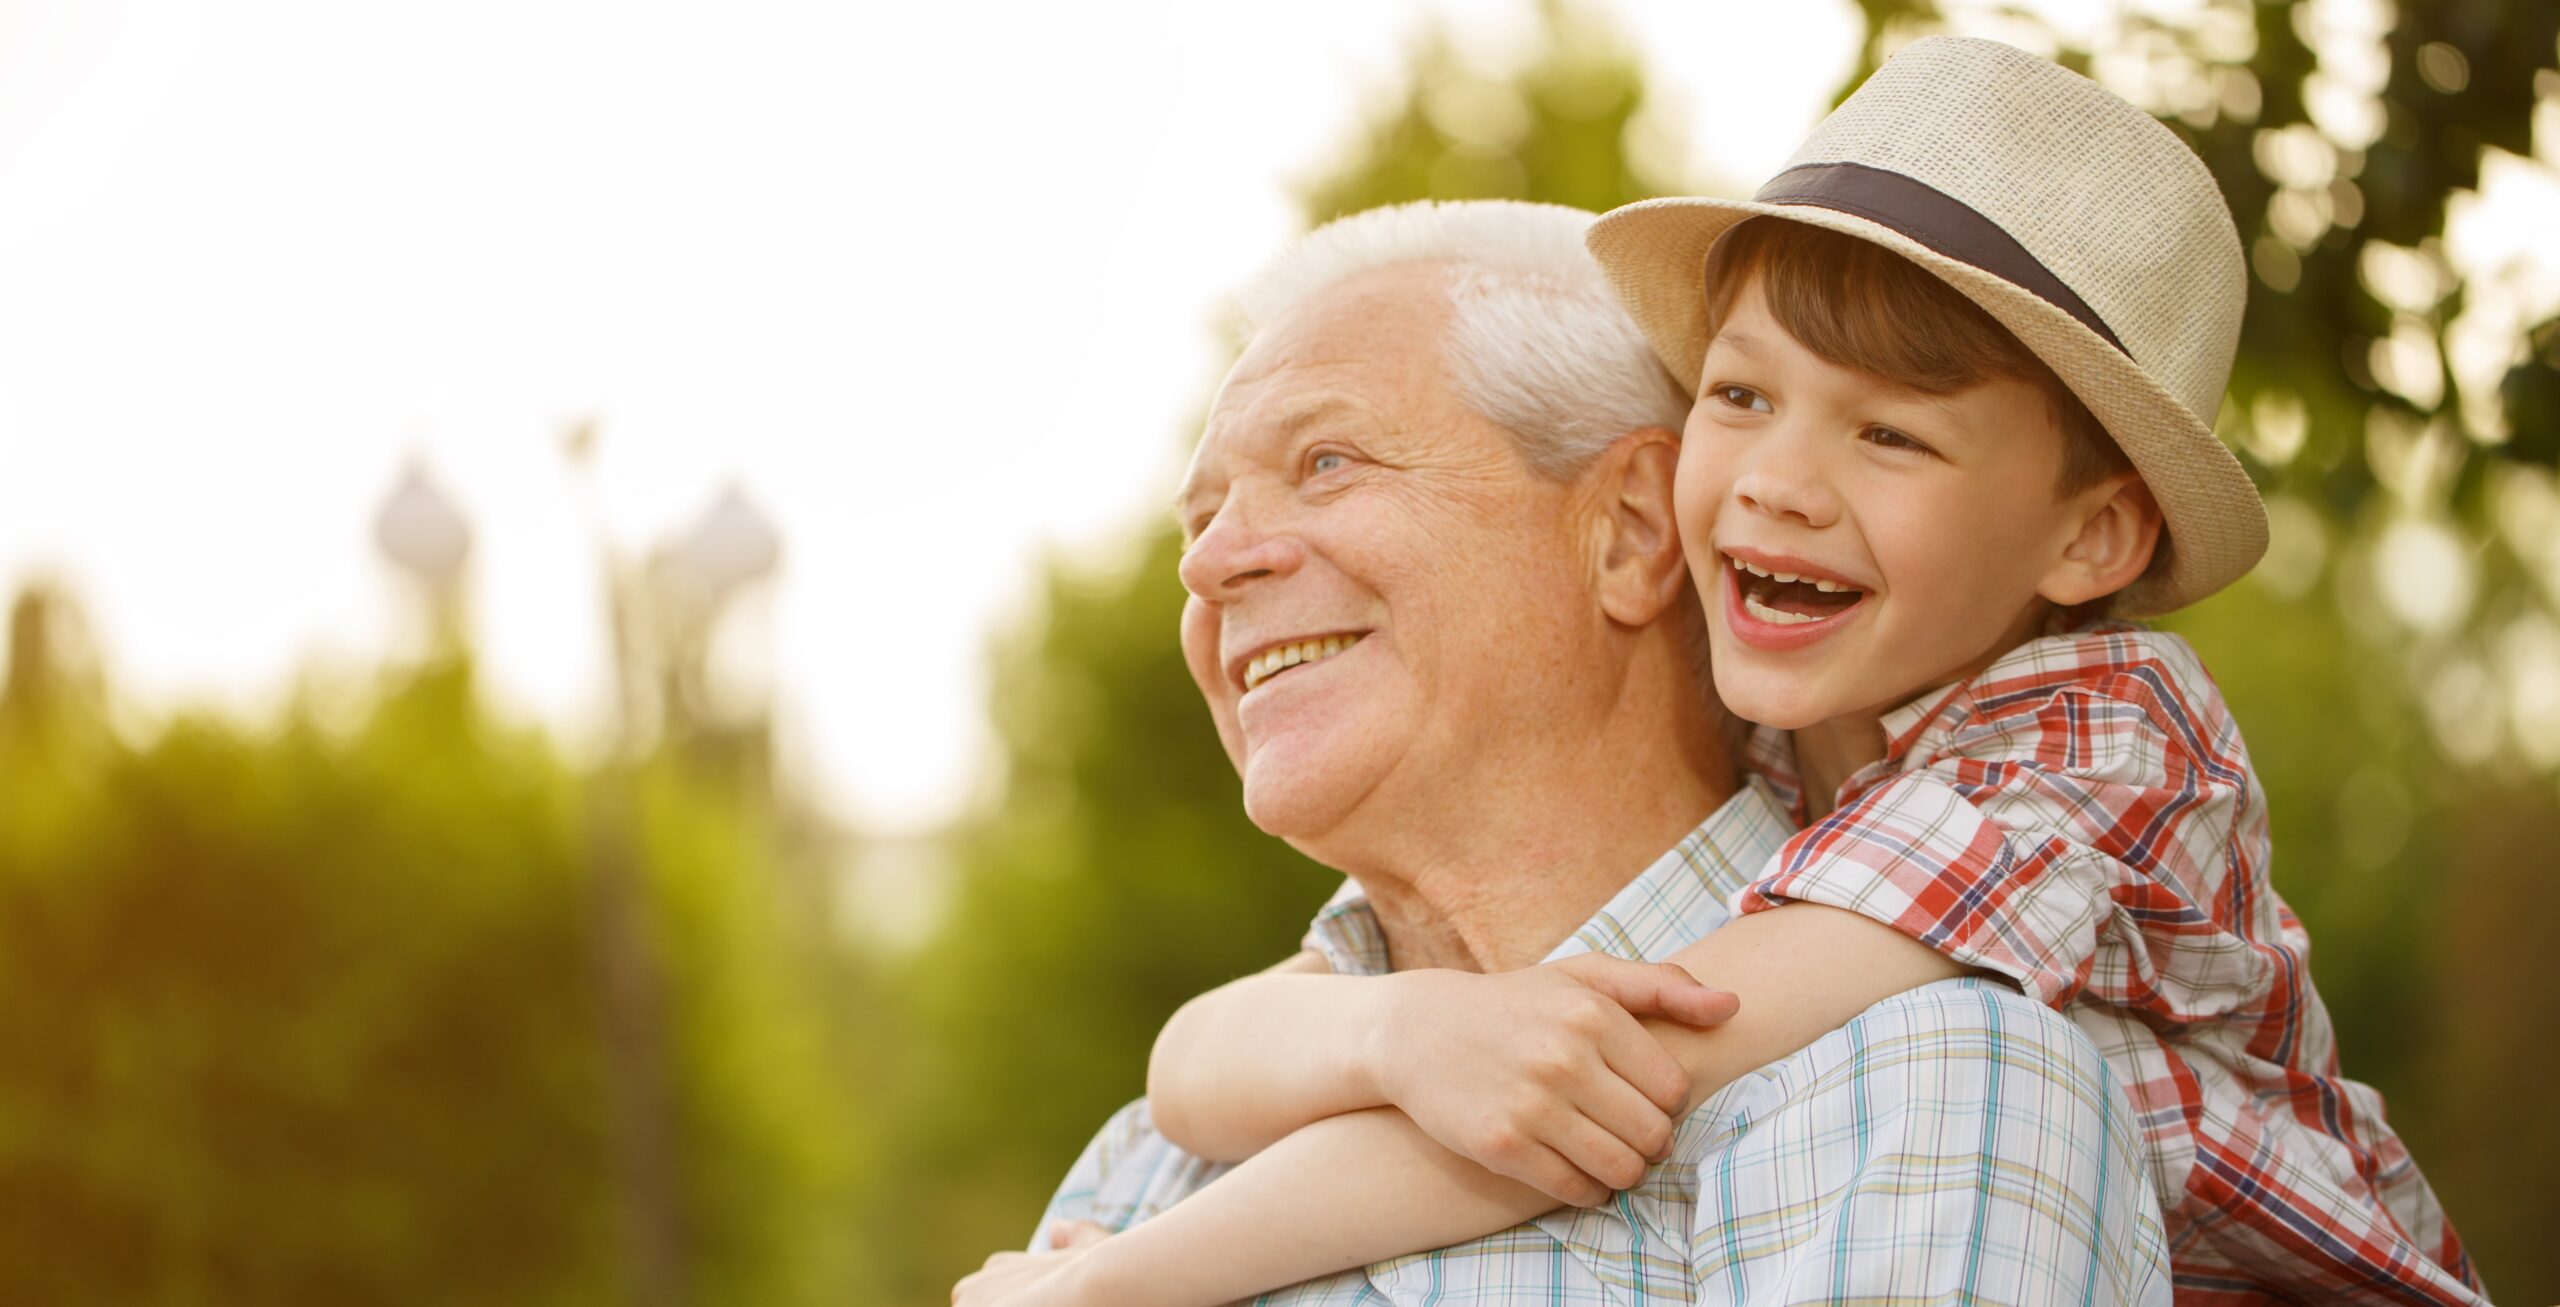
[1237,200,1690,478]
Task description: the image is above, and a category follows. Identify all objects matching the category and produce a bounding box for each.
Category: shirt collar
[1742,726,1806,824]
[1744,683,1968,821]
[1303,781,1795,976]
[1871,618,2140,775]
[1879,679,1972,763]
[1743,618,2123,816]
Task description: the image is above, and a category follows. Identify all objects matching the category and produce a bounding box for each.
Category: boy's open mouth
[1725,553,1866,627]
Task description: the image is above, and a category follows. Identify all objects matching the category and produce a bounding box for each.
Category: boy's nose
[1730,432,1842,529]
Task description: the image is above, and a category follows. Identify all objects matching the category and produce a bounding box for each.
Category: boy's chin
[1712,674,1838,733]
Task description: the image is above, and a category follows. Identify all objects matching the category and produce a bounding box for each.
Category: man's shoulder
[1546,781,1794,965]
[1036,1098,1232,1246]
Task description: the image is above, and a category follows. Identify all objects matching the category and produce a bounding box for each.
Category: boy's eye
[1713,385,1772,413]
[1862,425,1933,454]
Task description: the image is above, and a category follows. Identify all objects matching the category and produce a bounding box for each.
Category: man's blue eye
[1311,453,1347,475]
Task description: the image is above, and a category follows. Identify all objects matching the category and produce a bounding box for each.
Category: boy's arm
[1052,903,1965,1307]
[1143,950,1357,1162]
[1148,949,1738,1196]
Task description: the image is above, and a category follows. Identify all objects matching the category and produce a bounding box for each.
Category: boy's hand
[1364,956,1738,1208]
[951,1223,1110,1307]
[951,1248,1082,1307]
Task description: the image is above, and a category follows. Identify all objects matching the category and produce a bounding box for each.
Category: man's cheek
[1178,599,1219,690]
[1178,598,1247,770]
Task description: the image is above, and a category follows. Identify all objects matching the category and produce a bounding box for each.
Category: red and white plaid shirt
[1734,622,2483,1304]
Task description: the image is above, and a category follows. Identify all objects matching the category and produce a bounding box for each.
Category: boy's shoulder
[1940,619,2237,751]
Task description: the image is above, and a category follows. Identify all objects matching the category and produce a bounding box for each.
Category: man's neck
[1318,653,1736,974]
[1352,783,1727,972]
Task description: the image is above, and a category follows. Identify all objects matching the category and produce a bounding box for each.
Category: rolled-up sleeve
[1735,677,2271,1021]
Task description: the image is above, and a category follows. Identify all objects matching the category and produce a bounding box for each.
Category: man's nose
[1177,499,1304,600]
[1730,423,1842,529]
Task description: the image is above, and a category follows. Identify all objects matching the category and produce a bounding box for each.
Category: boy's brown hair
[1700,218,2131,495]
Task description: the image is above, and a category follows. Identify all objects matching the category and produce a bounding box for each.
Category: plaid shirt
[1732,622,2483,1304]
[1038,784,2173,1304]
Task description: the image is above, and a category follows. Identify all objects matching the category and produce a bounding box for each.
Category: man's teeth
[1727,554,1852,593]
[1243,634,1363,691]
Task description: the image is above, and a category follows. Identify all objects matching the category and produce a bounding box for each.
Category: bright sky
[11,1,2548,836]
[0,0,1862,833]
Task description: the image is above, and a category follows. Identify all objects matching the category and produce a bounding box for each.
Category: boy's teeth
[1741,592,1824,626]
[1727,552,1858,594]
[1244,633,1364,690]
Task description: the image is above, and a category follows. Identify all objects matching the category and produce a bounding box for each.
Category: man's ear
[2039,474,2163,607]
[1591,427,1689,626]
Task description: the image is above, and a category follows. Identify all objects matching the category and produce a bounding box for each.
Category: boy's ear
[1590,427,1690,626]
[2039,474,2163,608]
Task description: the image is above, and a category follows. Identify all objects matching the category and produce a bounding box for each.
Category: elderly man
[973,201,2168,1305]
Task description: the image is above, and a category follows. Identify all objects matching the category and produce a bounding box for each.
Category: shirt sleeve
[1028,1097,1234,1250]
[1733,668,2277,1019]
[1027,1100,1139,1249]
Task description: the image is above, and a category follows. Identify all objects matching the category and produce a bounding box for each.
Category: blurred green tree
[0,585,861,1306]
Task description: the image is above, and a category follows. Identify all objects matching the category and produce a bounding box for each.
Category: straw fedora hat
[1587,35,2265,617]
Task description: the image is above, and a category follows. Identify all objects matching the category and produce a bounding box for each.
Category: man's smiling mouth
[1242,634,1365,692]
[1725,553,1867,627]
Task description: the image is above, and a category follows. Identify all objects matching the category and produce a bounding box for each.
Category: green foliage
[2180,573,2560,1295]
[0,661,614,1304]
[0,624,859,1305]
[1303,1,1671,221]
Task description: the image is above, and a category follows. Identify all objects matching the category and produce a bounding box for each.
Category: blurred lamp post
[557,424,789,1307]
[372,460,472,657]
[658,483,781,621]
[648,483,782,767]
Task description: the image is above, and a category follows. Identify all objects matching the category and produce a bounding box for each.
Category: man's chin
[1237,745,1377,844]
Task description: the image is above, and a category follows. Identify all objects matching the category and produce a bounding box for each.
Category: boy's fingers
[1657,984,1740,1028]
[1594,1009,1692,1114]
[1563,956,1734,1025]
[1551,1110,1654,1194]
[1642,960,1738,1026]
[1506,1140,1615,1209]
[1573,1071,1679,1164]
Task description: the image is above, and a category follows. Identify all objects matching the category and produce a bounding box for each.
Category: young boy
[962,37,2481,1306]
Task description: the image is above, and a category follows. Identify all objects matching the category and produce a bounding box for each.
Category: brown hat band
[1753,162,2130,356]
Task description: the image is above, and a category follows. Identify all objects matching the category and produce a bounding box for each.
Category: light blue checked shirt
[1038,781,2171,1304]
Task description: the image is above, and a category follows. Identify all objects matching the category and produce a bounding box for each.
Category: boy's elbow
[1144,1003,1235,1160]
[1146,1090,1253,1163]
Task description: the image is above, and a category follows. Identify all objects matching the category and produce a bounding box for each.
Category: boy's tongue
[1754,574,1863,618]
